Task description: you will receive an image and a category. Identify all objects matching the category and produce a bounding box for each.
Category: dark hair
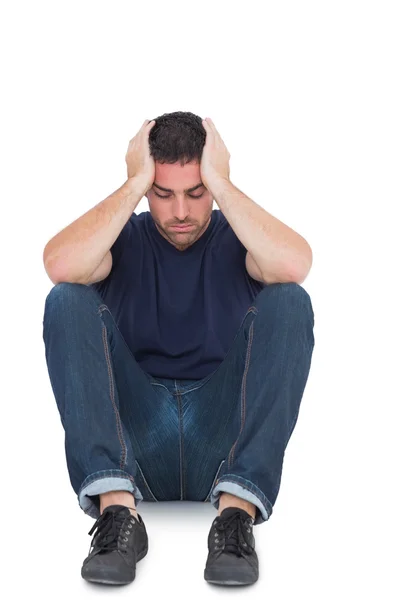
[148,111,206,166]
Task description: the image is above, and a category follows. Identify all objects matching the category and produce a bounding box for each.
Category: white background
[1,0,399,598]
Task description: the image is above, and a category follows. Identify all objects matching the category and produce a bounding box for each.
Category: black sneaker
[204,507,259,585]
[81,505,148,585]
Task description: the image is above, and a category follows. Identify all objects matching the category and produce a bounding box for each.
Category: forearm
[43,177,146,284]
[209,177,312,281]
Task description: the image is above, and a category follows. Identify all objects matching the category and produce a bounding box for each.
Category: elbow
[43,251,61,284]
[43,255,84,286]
[44,261,66,285]
[283,245,313,285]
[291,247,313,284]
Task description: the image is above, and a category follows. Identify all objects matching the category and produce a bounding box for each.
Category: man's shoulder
[130,210,149,223]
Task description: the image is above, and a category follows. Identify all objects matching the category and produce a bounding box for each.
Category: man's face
[145,160,213,251]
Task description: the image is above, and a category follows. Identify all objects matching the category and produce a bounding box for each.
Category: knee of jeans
[45,281,87,302]
[43,283,103,336]
[44,282,100,317]
[256,282,313,315]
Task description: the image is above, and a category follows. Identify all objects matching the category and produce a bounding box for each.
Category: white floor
[9,406,398,600]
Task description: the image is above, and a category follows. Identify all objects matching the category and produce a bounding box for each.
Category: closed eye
[154,192,204,199]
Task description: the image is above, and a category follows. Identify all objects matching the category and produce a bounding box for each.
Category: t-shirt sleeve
[109,216,133,267]
[92,215,139,294]
[236,236,267,291]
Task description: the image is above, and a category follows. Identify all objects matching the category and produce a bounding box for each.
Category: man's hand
[201,117,231,191]
[125,119,156,193]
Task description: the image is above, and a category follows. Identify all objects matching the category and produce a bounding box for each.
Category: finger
[145,121,156,138]
[202,119,213,138]
[140,120,154,137]
[207,118,219,135]
[204,118,218,138]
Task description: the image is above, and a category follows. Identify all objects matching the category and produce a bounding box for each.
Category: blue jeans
[42,281,315,526]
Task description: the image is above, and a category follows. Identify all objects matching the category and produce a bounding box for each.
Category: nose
[173,198,191,222]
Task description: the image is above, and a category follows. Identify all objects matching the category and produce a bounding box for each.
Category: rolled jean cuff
[210,475,273,526]
[78,469,143,519]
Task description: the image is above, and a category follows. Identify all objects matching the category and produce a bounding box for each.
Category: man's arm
[43,177,146,285]
[43,119,156,285]
[200,118,313,284]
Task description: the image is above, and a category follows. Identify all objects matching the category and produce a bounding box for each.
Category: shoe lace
[87,508,129,553]
[215,511,253,557]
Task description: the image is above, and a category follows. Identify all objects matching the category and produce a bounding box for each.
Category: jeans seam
[168,306,259,396]
[227,307,257,469]
[97,303,151,384]
[203,459,225,503]
[135,460,158,501]
[175,382,185,500]
[150,382,171,392]
[173,374,214,395]
[100,319,128,470]
[150,378,213,395]
[173,381,209,394]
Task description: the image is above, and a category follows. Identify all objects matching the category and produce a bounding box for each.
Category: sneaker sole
[82,545,148,585]
[204,567,258,586]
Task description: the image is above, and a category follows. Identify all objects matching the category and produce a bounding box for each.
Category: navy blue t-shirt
[92,209,266,380]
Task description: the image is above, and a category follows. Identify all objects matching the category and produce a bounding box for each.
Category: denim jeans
[42,281,315,526]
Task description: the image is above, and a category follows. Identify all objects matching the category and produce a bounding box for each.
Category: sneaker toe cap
[81,552,134,584]
[205,552,258,585]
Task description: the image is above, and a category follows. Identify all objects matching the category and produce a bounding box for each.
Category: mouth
[170,224,194,231]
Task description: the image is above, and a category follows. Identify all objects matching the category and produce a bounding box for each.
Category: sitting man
[42,111,315,587]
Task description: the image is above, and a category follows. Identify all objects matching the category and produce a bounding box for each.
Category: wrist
[125,176,149,198]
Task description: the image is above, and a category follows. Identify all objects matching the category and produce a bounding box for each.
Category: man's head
[145,111,213,251]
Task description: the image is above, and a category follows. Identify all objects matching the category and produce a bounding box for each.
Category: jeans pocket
[203,459,225,503]
[135,460,158,502]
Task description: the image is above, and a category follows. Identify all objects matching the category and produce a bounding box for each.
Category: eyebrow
[152,182,205,193]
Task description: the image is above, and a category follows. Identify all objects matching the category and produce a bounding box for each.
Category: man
[42,111,315,587]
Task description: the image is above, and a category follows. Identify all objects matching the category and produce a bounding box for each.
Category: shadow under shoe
[204,507,259,586]
[81,504,148,585]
